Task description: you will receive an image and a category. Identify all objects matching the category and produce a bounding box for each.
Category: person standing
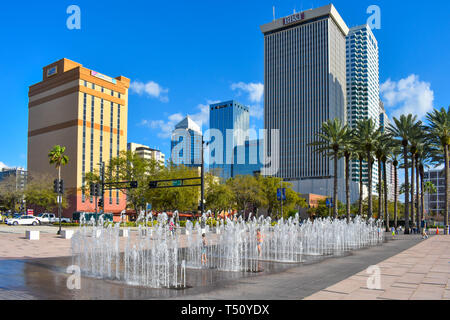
[256,229,264,257]
[201,233,208,265]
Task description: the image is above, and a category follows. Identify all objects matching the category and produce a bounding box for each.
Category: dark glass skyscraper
[209,100,249,179]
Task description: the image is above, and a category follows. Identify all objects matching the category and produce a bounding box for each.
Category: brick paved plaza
[305,235,450,300]
[0,225,448,300]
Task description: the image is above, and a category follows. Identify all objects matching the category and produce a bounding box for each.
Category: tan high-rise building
[27,58,130,217]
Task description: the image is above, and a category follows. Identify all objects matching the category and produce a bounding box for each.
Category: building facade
[0,167,28,191]
[127,142,165,166]
[231,139,264,177]
[209,100,250,180]
[171,116,202,167]
[346,24,380,202]
[424,168,446,217]
[260,4,348,202]
[27,58,130,217]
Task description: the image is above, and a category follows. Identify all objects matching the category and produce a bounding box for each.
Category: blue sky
[0,0,449,170]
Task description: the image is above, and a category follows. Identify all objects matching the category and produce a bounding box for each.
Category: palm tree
[340,130,355,222]
[354,149,366,216]
[310,118,351,219]
[408,127,423,230]
[389,114,421,234]
[389,145,401,228]
[48,145,70,188]
[426,107,450,235]
[48,145,69,234]
[374,133,391,221]
[355,119,382,218]
[380,137,395,231]
[423,180,437,220]
[415,142,431,232]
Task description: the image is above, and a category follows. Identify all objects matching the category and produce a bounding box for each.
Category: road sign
[27,209,34,216]
[172,180,182,187]
[146,203,152,210]
[277,188,286,201]
[326,198,333,208]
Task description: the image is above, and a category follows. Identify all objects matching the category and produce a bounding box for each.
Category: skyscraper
[28,58,130,217]
[260,4,348,200]
[346,24,380,202]
[171,116,202,167]
[209,100,249,179]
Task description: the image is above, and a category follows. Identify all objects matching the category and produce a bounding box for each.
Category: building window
[82,93,87,203]
[116,104,121,205]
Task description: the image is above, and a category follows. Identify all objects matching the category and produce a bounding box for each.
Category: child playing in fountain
[256,229,263,257]
[201,233,208,265]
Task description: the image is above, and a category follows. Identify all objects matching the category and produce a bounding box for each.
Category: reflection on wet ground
[0,252,337,299]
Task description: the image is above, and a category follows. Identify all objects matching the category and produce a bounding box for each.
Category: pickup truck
[36,213,71,224]
[36,213,56,224]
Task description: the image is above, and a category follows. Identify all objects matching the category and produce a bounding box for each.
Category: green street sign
[172,180,182,187]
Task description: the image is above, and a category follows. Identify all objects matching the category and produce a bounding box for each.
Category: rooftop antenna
[273,6,275,21]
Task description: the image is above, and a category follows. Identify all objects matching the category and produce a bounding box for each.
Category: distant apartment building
[0,167,28,191]
[261,4,348,202]
[171,116,202,167]
[209,100,249,180]
[346,24,380,202]
[127,142,165,166]
[423,168,446,217]
[27,58,130,217]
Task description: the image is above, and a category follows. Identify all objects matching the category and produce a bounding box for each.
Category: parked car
[6,215,40,226]
[36,213,56,224]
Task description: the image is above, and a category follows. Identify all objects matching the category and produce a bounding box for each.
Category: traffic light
[149,181,158,188]
[130,181,138,188]
[89,183,100,196]
[54,179,59,193]
[58,180,64,194]
[98,198,104,208]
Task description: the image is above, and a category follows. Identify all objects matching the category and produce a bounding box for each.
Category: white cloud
[231,82,264,103]
[139,101,217,139]
[248,104,263,120]
[130,80,169,103]
[0,161,8,170]
[380,74,434,120]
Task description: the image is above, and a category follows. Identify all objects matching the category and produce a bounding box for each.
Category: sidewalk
[304,235,450,300]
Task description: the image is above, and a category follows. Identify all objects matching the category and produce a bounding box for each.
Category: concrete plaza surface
[0,224,447,300]
[304,235,450,300]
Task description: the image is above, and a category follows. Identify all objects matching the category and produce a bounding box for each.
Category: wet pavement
[0,234,423,300]
[0,253,328,299]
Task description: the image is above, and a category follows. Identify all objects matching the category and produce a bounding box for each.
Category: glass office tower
[209,100,249,180]
[260,4,348,200]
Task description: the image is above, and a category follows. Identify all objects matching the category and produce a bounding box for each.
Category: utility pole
[201,139,205,216]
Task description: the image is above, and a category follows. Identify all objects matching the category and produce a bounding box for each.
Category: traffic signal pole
[201,139,205,216]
